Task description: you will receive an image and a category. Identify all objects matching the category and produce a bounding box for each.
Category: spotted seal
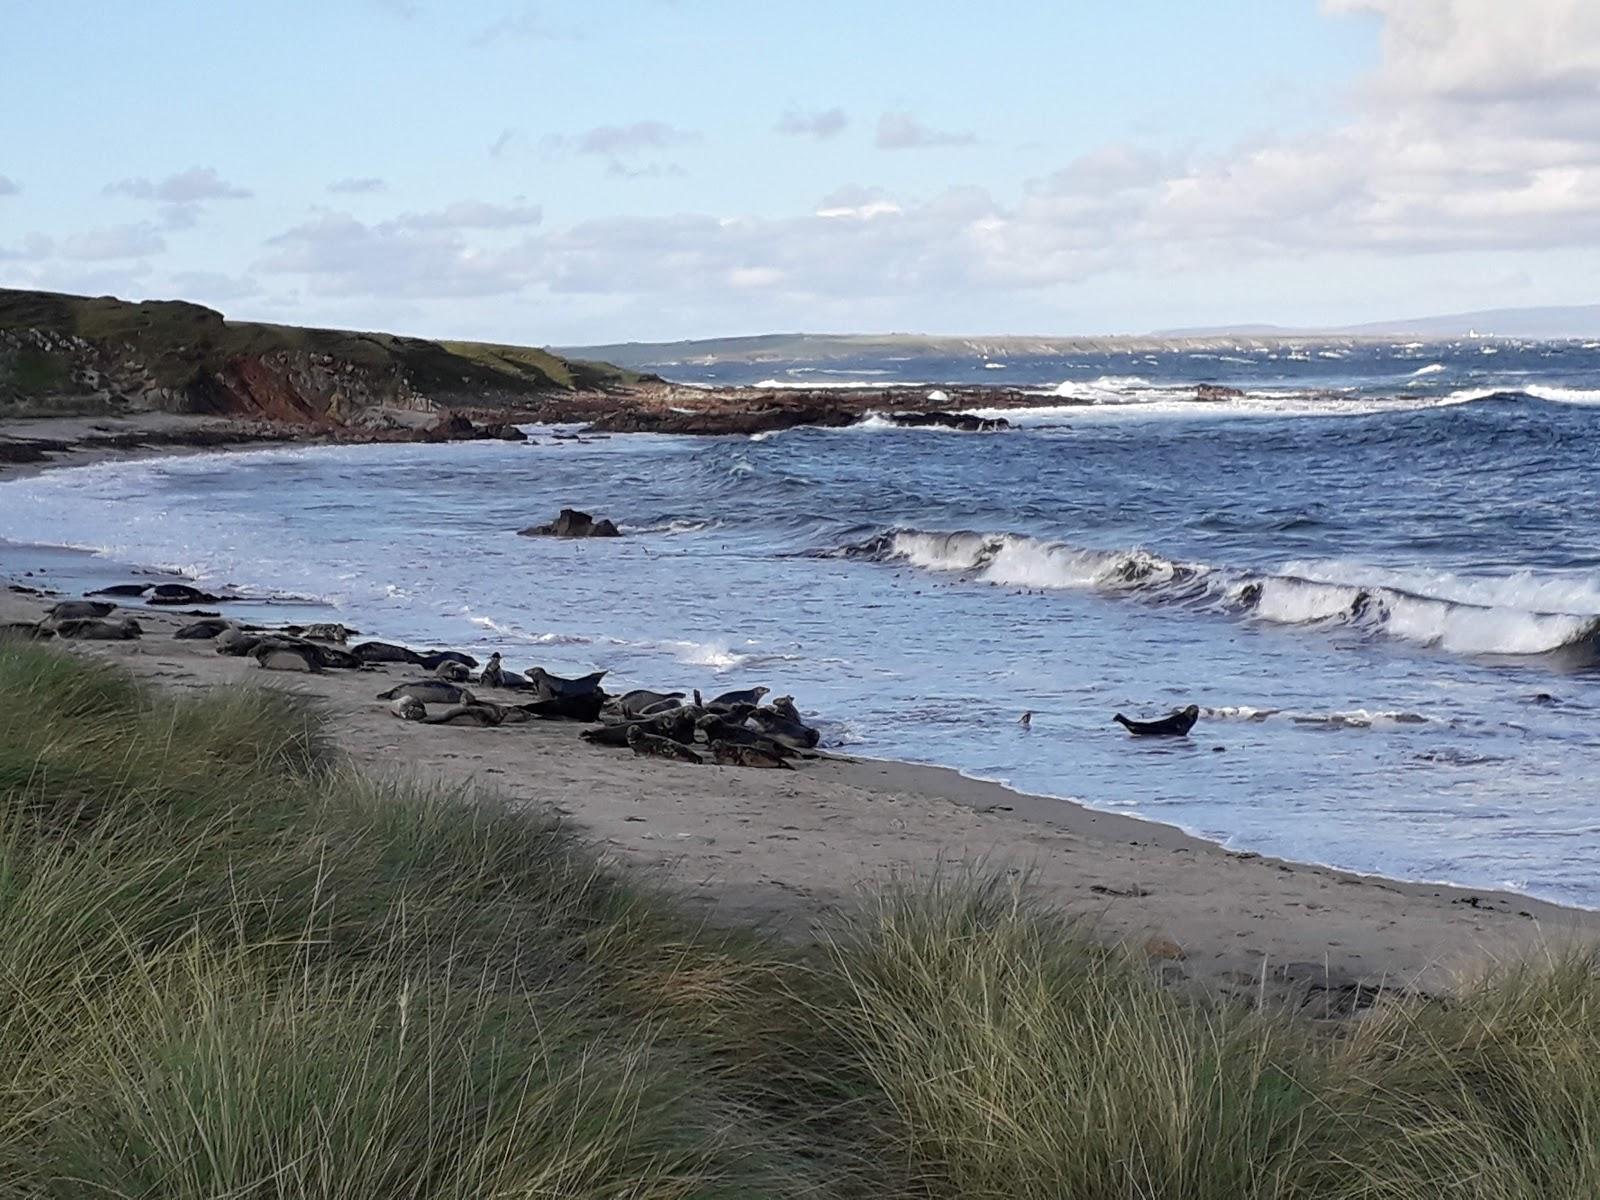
[434,661,471,682]
[390,696,426,721]
[709,740,792,769]
[626,724,703,764]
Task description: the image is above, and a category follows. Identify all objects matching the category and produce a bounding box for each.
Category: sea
[3,337,1599,905]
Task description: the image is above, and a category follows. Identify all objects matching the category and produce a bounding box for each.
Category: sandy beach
[5,536,1595,1009]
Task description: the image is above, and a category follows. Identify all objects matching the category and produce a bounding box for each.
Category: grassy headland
[5,639,1600,1198]
[0,288,640,420]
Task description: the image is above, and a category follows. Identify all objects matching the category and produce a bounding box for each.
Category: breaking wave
[834,529,1600,665]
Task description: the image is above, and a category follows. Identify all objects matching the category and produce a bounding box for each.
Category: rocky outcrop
[586,402,857,436]
[517,509,622,538]
[885,411,1010,431]
[1195,384,1245,402]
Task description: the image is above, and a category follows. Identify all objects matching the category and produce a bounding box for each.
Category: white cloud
[328,177,388,195]
[574,121,699,157]
[106,167,252,203]
[776,108,848,139]
[875,112,978,150]
[60,224,166,261]
[395,201,543,230]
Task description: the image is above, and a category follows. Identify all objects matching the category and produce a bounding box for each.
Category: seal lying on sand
[390,696,426,721]
[254,643,322,673]
[48,600,115,621]
[1113,705,1200,737]
[516,693,607,722]
[528,667,609,699]
[424,702,506,727]
[420,650,479,671]
[608,689,684,719]
[434,661,471,682]
[174,618,236,639]
[88,584,153,598]
[284,623,356,643]
[351,640,428,666]
[377,681,476,705]
[581,709,697,747]
[53,617,142,641]
[694,714,801,758]
[710,740,792,769]
[626,725,703,763]
[750,703,820,750]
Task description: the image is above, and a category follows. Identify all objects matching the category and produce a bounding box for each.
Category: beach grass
[3,640,1600,1198]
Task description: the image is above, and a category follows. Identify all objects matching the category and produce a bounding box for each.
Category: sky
[3,0,1600,344]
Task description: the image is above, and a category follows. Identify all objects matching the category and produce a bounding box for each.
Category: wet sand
[5,580,1596,1008]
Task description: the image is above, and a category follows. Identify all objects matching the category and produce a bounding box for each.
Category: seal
[390,696,426,721]
[351,641,428,666]
[637,697,687,716]
[581,709,695,746]
[215,628,267,656]
[424,702,506,727]
[626,724,703,764]
[145,583,223,606]
[695,714,799,758]
[1113,705,1200,737]
[52,617,142,641]
[87,584,152,598]
[418,650,480,671]
[48,600,115,621]
[709,740,792,770]
[287,622,356,643]
[516,692,607,722]
[174,618,236,640]
[528,667,609,698]
[609,689,685,719]
[479,652,505,688]
[254,643,322,673]
[750,705,820,750]
[434,661,471,682]
[707,686,770,711]
[376,681,476,705]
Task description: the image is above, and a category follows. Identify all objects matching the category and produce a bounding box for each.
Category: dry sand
[6,583,1596,1009]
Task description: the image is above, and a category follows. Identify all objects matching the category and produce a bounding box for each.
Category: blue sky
[3,1,1599,343]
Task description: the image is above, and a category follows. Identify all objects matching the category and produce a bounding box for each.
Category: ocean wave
[833,529,1600,663]
[1408,363,1447,377]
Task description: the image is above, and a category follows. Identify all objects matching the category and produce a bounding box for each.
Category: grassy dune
[3,641,1600,1198]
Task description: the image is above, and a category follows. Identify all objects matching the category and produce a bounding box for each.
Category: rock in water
[517,508,622,538]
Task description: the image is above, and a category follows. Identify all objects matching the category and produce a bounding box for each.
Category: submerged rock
[518,508,622,538]
[1194,384,1245,402]
[885,411,1010,431]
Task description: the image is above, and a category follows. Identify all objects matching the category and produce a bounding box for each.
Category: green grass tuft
[6,641,1600,1198]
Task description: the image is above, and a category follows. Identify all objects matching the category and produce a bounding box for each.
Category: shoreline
[5,430,1600,1005]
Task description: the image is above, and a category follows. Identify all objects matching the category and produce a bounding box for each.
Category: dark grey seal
[609,688,684,719]
[49,600,116,621]
[53,617,143,641]
[1113,705,1200,737]
[626,725,702,764]
[710,740,792,769]
[528,666,609,699]
[707,685,770,711]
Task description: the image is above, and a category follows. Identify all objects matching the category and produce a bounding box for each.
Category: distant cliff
[0,288,641,429]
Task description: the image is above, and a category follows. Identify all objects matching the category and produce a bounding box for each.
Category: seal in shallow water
[376,681,476,705]
[626,724,703,764]
[1113,705,1200,737]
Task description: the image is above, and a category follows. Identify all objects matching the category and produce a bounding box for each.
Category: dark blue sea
[3,337,1599,903]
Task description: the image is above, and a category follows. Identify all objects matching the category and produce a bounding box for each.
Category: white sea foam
[1409,363,1447,377]
[871,530,1600,659]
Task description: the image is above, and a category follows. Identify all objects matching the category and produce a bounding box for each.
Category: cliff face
[0,289,638,429]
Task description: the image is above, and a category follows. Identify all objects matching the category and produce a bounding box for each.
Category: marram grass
[2,640,1600,1199]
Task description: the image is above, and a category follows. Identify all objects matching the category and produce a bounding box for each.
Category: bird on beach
[1018,710,1033,727]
